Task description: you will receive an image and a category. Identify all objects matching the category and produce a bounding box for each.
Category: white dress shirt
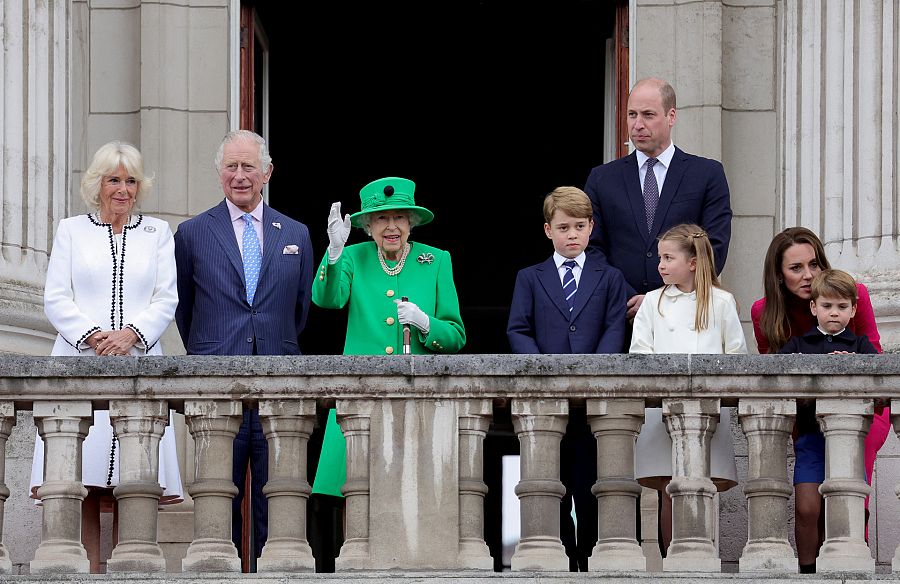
[636,142,676,197]
[553,251,586,288]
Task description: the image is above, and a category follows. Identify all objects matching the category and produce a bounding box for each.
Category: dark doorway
[253,0,618,355]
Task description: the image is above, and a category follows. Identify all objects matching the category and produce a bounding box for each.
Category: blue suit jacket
[507,255,627,354]
[584,147,732,296]
[174,199,314,355]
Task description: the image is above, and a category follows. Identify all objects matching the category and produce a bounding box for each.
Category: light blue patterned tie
[241,213,261,305]
[562,259,577,313]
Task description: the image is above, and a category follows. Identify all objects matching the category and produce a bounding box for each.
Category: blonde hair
[657,224,720,330]
[80,141,153,209]
[811,269,858,304]
[542,186,593,223]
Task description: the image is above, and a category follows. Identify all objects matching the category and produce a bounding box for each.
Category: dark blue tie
[643,157,659,232]
[562,259,577,313]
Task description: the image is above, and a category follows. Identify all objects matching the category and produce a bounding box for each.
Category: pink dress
[750,283,888,488]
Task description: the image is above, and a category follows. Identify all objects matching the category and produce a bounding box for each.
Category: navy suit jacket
[507,255,627,354]
[174,199,314,355]
[584,147,732,296]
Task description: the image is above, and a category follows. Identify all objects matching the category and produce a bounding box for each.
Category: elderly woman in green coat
[310,176,466,541]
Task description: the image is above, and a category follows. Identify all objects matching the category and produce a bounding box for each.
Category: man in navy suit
[507,186,627,570]
[174,130,314,567]
[585,78,732,320]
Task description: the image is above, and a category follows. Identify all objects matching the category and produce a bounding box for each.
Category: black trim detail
[73,326,102,349]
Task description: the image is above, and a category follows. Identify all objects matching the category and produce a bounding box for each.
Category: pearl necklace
[378,243,410,276]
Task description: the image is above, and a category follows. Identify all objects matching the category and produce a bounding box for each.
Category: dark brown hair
[759,227,831,351]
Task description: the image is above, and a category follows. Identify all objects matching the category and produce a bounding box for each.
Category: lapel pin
[417,252,434,264]
[143,225,156,232]
[272,222,282,229]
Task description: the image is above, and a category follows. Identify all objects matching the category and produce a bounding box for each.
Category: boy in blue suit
[507,186,627,570]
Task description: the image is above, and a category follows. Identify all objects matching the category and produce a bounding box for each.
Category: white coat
[630,285,747,491]
[31,213,182,501]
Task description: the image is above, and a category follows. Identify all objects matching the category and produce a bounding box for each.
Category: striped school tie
[562,259,577,313]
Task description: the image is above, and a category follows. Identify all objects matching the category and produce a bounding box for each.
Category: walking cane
[401,296,411,354]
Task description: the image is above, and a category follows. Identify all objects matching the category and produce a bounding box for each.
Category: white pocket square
[283,245,299,255]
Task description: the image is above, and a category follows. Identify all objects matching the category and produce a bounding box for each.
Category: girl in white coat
[630,223,747,555]
[31,141,183,572]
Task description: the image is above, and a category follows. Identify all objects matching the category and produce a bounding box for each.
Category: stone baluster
[30,401,93,574]
[890,400,900,572]
[510,398,568,571]
[737,399,797,572]
[816,398,874,573]
[457,399,493,569]
[257,399,316,572]
[335,400,374,570]
[587,398,645,571]
[0,402,15,574]
[662,398,720,572]
[182,400,242,573]
[106,400,169,572]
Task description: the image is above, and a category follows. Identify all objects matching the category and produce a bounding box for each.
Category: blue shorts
[793,431,825,485]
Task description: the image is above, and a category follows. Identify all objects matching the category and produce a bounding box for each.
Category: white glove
[326,201,351,263]
[395,299,430,335]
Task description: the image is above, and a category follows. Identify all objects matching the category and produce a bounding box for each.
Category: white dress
[630,285,747,491]
[30,213,183,503]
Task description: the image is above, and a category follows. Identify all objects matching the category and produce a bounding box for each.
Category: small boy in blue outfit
[507,186,628,570]
[779,268,877,573]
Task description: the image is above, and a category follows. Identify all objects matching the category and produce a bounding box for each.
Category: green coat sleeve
[418,249,466,353]
[311,252,353,310]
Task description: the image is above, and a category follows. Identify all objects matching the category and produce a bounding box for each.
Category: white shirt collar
[226,197,264,223]
[636,142,676,169]
[817,326,846,337]
[662,284,696,298]
[553,251,586,269]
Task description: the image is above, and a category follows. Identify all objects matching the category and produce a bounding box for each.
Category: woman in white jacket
[31,140,183,572]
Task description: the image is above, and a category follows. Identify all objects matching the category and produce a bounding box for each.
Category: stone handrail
[0,354,896,574]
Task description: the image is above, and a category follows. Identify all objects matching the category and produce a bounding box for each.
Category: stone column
[0,402,15,574]
[181,400,242,573]
[586,398,645,571]
[30,401,93,574]
[510,398,568,571]
[335,400,374,570]
[737,399,797,572]
[106,399,169,572]
[256,399,316,572]
[782,1,900,349]
[0,0,68,355]
[457,399,493,569]
[662,398,721,572]
[816,398,874,573]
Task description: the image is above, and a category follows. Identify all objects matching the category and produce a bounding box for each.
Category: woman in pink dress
[751,226,886,573]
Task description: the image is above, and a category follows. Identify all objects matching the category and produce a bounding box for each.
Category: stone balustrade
[0,353,898,577]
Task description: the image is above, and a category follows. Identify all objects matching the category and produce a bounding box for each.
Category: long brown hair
[657,224,719,330]
[759,227,831,352]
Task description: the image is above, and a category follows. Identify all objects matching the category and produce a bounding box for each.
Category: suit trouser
[232,408,269,562]
[560,406,598,571]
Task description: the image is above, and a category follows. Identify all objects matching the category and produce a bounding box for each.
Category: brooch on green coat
[417,252,435,264]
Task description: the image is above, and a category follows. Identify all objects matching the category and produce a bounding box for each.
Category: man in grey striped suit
[174,129,314,568]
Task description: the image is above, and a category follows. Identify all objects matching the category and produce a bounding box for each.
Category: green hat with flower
[349,177,435,228]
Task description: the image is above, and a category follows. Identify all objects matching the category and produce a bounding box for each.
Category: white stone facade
[2,0,900,574]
